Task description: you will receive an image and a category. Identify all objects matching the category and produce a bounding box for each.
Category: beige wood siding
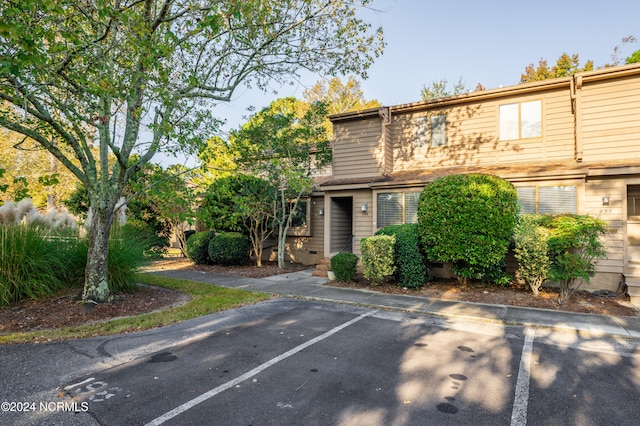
[353,192,374,255]
[580,76,640,162]
[391,89,575,172]
[283,196,325,264]
[333,118,384,179]
[584,178,624,274]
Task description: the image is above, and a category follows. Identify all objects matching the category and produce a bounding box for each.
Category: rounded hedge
[330,252,358,282]
[417,173,518,282]
[208,232,250,266]
[185,231,213,265]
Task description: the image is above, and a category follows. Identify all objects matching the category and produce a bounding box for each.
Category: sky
[164,0,640,166]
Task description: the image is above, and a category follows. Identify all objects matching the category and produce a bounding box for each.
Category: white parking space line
[144,310,376,426]
[511,328,535,426]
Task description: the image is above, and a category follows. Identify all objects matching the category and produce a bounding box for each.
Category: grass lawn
[0,274,271,344]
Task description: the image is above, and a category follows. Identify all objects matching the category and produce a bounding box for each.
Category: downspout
[570,75,583,162]
[379,107,392,175]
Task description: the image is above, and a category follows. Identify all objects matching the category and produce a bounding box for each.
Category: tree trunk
[277,222,286,269]
[83,207,113,303]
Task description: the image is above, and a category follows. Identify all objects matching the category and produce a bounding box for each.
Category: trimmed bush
[417,173,519,284]
[513,215,550,296]
[361,235,396,286]
[376,224,427,288]
[541,214,607,301]
[330,252,358,282]
[208,232,250,266]
[185,231,213,265]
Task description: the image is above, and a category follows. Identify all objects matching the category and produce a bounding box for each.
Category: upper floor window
[499,100,541,140]
[413,114,447,148]
[377,192,421,227]
[516,185,577,214]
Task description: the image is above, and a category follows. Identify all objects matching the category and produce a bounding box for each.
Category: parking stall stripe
[510,328,535,426]
[145,310,376,426]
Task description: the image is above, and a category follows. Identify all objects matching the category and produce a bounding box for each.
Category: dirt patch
[145,258,312,278]
[0,259,310,334]
[326,274,639,317]
[0,285,188,334]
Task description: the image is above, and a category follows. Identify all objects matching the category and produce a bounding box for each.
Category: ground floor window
[516,185,577,214]
[377,191,421,227]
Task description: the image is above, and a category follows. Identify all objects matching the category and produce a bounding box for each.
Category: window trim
[413,114,447,148]
[286,198,312,236]
[515,183,578,215]
[499,99,542,141]
[375,190,422,228]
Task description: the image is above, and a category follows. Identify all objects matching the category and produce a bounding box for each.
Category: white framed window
[516,185,577,214]
[499,100,541,140]
[377,192,421,227]
[413,114,447,147]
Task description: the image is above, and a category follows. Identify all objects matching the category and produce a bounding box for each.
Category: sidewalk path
[149,268,640,340]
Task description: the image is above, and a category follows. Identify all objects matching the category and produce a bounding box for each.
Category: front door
[330,197,353,253]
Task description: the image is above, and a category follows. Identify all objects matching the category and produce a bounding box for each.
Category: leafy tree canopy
[0,0,384,301]
[303,76,381,115]
[420,77,485,101]
[520,53,594,83]
[231,97,331,267]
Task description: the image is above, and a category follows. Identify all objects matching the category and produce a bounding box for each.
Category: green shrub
[185,231,213,265]
[208,232,250,266]
[330,252,358,282]
[361,235,396,286]
[376,224,427,288]
[513,215,550,296]
[0,224,71,305]
[65,222,157,293]
[417,173,518,284]
[541,214,607,302]
[123,218,168,258]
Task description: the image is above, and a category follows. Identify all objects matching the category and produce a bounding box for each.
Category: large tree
[0,0,384,302]
[232,97,331,268]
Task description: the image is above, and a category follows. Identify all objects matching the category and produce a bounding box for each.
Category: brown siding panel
[333,119,384,179]
[581,76,640,162]
[391,89,575,171]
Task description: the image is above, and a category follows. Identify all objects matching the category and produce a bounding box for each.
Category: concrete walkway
[150,267,640,340]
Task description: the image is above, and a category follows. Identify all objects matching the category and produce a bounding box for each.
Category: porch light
[602,195,610,206]
[319,208,324,216]
[361,202,368,213]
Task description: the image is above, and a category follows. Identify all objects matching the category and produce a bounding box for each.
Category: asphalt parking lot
[2,298,639,425]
